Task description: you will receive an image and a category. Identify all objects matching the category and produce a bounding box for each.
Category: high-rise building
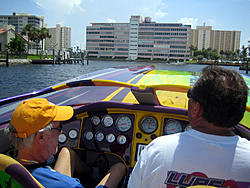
[45,24,71,51]
[0,12,44,52]
[191,23,241,54]
[0,12,44,34]
[86,15,191,61]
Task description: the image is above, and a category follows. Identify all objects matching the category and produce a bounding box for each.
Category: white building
[0,12,44,34]
[0,12,44,52]
[191,23,241,54]
[86,15,191,61]
[45,24,71,51]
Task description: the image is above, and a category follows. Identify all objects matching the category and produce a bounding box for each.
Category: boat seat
[0,153,44,188]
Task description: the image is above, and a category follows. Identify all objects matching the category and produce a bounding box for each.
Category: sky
[1,0,249,50]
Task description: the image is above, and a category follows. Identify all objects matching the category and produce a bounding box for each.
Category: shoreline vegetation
[0,54,245,67]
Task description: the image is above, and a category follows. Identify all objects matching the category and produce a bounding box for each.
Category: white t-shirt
[128,129,250,188]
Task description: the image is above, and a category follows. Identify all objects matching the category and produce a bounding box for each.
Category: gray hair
[4,122,54,150]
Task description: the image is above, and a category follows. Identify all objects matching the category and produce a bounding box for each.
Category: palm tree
[236,49,241,60]
[29,27,40,55]
[188,45,195,57]
[39,27,51,54]
[241,45,248,61]
[225,51,232,61]
[232,52,237,60]
[5,34,26,52]
[21,24,33,54]
[220,50,225,61]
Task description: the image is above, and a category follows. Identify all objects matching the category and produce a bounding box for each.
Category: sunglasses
[51,123,63,132]
[187,88,199,103]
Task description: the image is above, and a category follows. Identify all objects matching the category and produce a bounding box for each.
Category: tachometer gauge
[106,133,115,143]
[116,115,132,132]
[102,115,113,127]
[84,131,94,141]
[95,132,104,142]
[68,129,78,139]
[164,120,182,135]
[185,124,192,131]
[91,116,100,126]
[58,133,67,143]
[140,116,158,134]
[117,135,127,145]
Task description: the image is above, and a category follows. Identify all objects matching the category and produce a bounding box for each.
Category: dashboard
[58,101,190,168]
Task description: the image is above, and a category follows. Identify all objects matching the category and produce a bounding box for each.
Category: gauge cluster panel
[58,105,190,167]
[80,113,135,164]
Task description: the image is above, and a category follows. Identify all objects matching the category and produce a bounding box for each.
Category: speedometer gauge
[84,131,94,140]
[102,115,113,127]
[58,133,67,143]
[68,129,78,139]
[140,116,158,134]
[185,124,192,131]
[164,120,182,135]
[116,115,132,132]
[95,132,104,142]
[91,116,100,126]
[117,135,127,145]
[106,133,115,143]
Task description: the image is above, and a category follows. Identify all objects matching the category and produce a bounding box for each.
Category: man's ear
[35,131,45,144]
[192,102,202,116]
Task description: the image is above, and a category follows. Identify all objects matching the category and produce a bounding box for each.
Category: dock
[0,50,90,66]
[31,58,89,65]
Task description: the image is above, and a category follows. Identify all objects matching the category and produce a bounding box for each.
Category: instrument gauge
[102,115,113,127]
[91,116,100,126]
[68,129,78,139]
[106,133,115,143]
[140,116,158,134]
[58,133,67,143]
[185,124,192,131]
[164,120,182,135]
[117,135,127,145]
[95,132,104,142]
[116,115,132,132]
[84,131,94,141]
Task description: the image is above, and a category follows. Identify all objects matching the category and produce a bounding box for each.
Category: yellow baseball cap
[10,98,74,138]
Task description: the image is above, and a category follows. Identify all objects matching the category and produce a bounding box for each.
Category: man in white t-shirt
[128,65,250,188]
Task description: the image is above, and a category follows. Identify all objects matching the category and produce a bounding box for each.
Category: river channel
[0,60,247,100]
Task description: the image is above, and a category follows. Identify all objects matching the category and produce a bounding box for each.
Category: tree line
[189,44,249,62]
[6,24,51,55]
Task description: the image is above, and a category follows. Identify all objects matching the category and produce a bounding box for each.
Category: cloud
[207,18,221,27]
[32,0,84,26]
[107,18,116,23]
[138,0,168,20]
[154,10,168,20]
[178,17,198,28]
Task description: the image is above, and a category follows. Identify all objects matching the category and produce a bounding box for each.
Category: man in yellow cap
[5,98,126,188]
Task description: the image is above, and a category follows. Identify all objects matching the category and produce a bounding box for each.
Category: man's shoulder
[153,132,184,142]
[147,133,183,149]
[238,136,250,148]
[29,166,83,188]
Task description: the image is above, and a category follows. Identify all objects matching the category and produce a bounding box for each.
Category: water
[0,60,246,100]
